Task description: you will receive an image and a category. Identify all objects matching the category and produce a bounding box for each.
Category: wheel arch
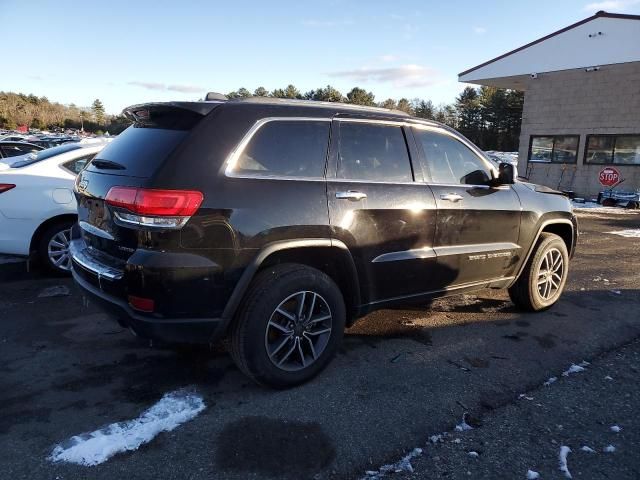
[221,239,361,327]
[29,213,77,254]
[511,218,575,287]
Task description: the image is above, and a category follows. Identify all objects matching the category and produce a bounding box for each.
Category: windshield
[9,143,82,168]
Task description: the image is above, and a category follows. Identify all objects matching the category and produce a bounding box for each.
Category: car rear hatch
[73,101,220,265]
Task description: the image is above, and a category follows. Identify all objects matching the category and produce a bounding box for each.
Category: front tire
[509,233,569,312]
[230,263,346,388]
[38,220,74,275]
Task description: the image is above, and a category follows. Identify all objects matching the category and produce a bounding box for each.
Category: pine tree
[346,87,375,106]
[91,99,105,125]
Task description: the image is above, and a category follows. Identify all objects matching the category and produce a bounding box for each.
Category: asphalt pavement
[0,208,638,480]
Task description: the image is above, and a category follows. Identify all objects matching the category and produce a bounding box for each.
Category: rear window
[87,126,188,178]
[8,143,81,168]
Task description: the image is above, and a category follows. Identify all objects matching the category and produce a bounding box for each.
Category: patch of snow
[38,285,71,298]
[370,448,423,477]
[455,413,474,432]
[48,388,205,466]
[605,375,614,381]
[606,229,640,238]
[468,451,479,458]
[544,376,558,386]
[581,446,596,453]
[610,289,622,295]
[571,201,639,215]
[527,470,540,479]
[559,445,572,479]
[562,363,587,376]
[519,394,534,401]
[429,434,443,444]
[610,425,622,433]
[452,438,461,444]
[604,445,616,453]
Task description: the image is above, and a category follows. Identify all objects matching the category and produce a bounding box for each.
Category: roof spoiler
[122,101,221,122]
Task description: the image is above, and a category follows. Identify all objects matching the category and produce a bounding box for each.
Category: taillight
[105,186,203,229]
[128,295,155,313]
[0,184,16,194]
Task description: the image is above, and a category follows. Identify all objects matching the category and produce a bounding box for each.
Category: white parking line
[48,388,205,466]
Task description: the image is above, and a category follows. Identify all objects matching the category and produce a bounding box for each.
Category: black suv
[70,97,577,387]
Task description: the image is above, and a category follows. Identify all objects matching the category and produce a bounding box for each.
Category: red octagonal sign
[599,167,620,187]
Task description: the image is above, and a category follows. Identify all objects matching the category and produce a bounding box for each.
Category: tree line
[0,92,129,134]
[1,85,523,150]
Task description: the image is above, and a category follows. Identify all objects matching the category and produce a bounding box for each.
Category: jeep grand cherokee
[70,96,577,387]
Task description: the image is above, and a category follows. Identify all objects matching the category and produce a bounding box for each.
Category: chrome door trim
[372,247,437,263]
[434,242,521,258]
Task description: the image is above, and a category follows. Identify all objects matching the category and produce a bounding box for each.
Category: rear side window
[415,129,491,185]
[234,120,330,178]
[87,126,188,178]
[337,123,413,182]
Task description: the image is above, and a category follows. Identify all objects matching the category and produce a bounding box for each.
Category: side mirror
[497,163,516,185]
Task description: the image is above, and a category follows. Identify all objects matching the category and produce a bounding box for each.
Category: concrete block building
[459,11,640,198]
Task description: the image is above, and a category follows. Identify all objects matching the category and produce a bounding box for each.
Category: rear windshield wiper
[91,159,126,170]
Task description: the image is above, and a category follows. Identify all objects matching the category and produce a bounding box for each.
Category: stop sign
[599,167,620,187]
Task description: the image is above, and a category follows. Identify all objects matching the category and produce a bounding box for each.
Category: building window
[585,135,640,165]
[528,135,579,164]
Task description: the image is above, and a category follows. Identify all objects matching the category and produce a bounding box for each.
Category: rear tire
[509,233,569,312]
[230,263,346,388]
[37,220,75,275]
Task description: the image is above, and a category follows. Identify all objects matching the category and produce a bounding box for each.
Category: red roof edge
[458,11,640,78]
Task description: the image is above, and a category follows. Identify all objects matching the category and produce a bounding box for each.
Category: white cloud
[329,64,440,88]
[380,54,398,62]
[302,19,354,27]
[583,0,640,12]
[473,26,487,34]
[128,81,204,94]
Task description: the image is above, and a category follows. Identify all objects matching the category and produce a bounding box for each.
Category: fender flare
[510,218,575,286]
[221,238,360,322]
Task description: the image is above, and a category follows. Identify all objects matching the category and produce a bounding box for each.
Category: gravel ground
[371,339,640,480]
[0,211,638,480]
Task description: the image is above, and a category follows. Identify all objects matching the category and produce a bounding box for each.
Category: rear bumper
[70,238,224,344]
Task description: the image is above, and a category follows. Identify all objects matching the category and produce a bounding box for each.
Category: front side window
[529,135,579,163]
[585,135,640,165]
[415,129,492,185]
[337,122,412,182]
[234,120,330,178]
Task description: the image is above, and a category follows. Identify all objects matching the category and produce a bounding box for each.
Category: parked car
[0,140,110,273]
[0,134,28,142]
[0,141,44,158]
[70,97,577,387]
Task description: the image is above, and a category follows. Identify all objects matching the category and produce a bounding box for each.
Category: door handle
[440,193,464,202]
[336,191,367,201]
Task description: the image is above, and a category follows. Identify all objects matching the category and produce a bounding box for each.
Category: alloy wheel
[264,291,333,372]
[47,228,72,271]
[536,247,564,301]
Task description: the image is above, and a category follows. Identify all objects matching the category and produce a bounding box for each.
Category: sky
[2,0,640,114]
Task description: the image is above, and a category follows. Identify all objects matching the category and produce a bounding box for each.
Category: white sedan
[0,140,110,273]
